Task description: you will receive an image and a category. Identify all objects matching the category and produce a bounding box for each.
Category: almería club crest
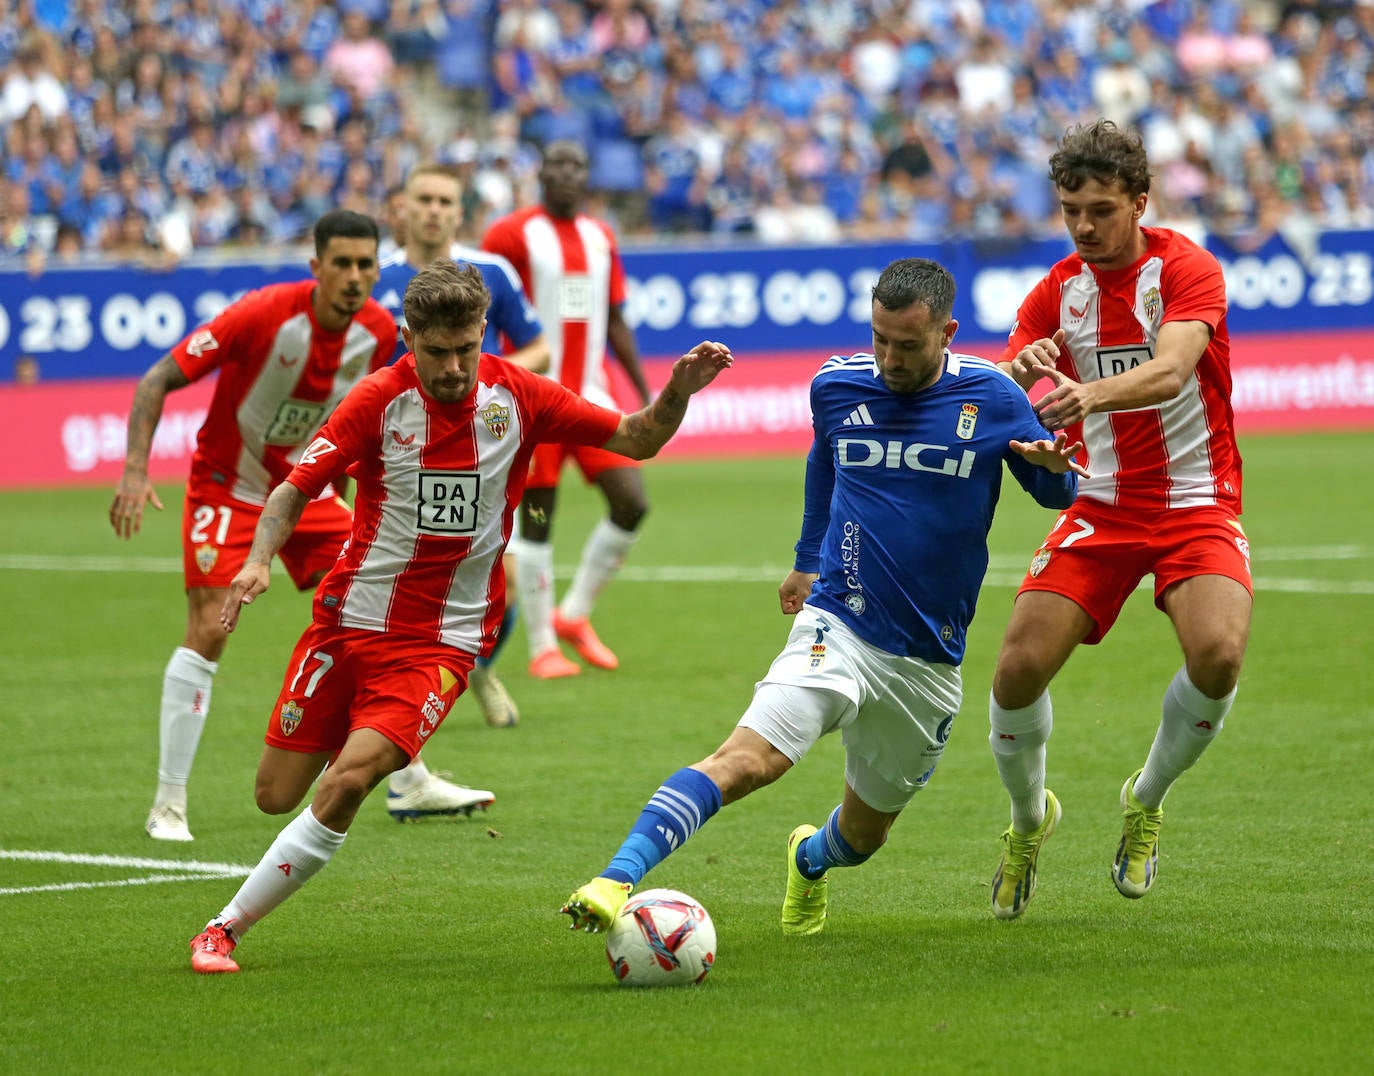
[480,402,511,440]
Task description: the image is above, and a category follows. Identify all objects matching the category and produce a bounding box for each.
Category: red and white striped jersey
[172,280,395,505]
[284,353,621,653]
[1004,227,1241,513]
[481,205,626,409]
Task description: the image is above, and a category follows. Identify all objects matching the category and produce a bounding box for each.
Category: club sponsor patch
[185,329,219,357]
[265,399,329,446]
[558,275,594,320]
[417,471,481,534]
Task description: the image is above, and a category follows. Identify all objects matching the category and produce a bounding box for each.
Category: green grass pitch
[1,432,1371,1074]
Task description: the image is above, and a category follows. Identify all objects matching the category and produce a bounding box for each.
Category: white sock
[388,755,429,793]
[559,519,637,621]
[511,537,557,654]
[1133,667,1232,809]
[210,806,346,939]
[156,647,218,806]
[989,690,1054,832]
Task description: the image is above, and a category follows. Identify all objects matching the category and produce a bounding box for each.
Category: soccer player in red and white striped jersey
[985,121,1253,919]
[186,260,731,972]
[481,140,655,680]
[111,209,395,845]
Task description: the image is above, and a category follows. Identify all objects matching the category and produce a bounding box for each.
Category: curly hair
[403,259,490,338]
[1049,120,1152,198]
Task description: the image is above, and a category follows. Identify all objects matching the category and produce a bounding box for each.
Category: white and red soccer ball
[605,888,716,987]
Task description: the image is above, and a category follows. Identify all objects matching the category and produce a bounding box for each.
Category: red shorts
[1017,500,1253,644]
[526,440,638,490]
[264,623,475,761]
[180,486,352,591]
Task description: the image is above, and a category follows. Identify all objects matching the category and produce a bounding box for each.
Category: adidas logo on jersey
[842,404,875,427]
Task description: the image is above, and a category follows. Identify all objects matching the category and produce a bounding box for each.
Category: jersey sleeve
[170,287,271,381]
[284,376,385,499]
[518,366,621,445]
[1002,386,1078,509]
[486,261,543,349]
[480,217,524,275]
[1161,242,1227,332]
[1000,273,1059,364]
[793,375,835,573]
[365,303,398,373]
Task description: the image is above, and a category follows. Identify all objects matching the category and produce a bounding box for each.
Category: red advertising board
[2,332,1372,490]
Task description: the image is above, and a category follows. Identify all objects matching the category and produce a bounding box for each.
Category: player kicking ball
[563,258,1087,936]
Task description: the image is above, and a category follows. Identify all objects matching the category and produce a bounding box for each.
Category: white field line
[0,549,1370,595]
[0,848,252,897]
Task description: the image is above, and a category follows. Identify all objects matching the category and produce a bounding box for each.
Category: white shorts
[738,606,963,813]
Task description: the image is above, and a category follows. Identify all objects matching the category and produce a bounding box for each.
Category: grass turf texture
[1,432,1371,1074]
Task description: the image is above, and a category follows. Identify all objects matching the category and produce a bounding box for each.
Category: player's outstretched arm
[220,482,310,632]
[779,570,818,615]
[602,341,733,460]
[1009,432,1090,478]
[110,354,190,539]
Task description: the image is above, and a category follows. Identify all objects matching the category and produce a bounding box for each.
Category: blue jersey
[794,350,1077,666]
[376,243,543,361]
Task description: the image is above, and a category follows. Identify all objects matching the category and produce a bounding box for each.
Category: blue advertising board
[3,230,1372,381]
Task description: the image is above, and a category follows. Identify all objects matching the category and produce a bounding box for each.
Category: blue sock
[603,768,722,886]
[797,806,871,880]
[477,605,519,669]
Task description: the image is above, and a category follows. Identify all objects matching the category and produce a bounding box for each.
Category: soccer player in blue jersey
[562,258,1089,936]
[375,165,548,762]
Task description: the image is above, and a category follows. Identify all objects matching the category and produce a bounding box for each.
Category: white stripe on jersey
[230,315,381,504]
[819,353,878,375]
[334,378,526,649]
[520,213,615,408]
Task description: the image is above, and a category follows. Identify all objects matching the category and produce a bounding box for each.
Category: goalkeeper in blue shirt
[561,257,1089,936]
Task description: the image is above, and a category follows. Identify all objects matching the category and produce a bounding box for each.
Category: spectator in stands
[324,10,394,104]
[1,33,68,126]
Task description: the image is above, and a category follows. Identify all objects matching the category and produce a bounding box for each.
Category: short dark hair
[1049,120,1152,198]
[871,258,956,323]
[313,209,379,256]
[404,260,490,338]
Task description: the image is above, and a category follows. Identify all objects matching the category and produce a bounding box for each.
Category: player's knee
[992,650,1051,709]
[1188,638,1246,698]
[609,498,647,531]
[254,778,304,816]
[315,765,375,813]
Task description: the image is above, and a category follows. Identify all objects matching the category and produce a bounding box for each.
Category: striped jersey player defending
[110,209,396,844]
[375,163,548,742]
[563,258,1085,937]
[986,120,1254,920]
[482,140,655,680]
[188,260,732,973]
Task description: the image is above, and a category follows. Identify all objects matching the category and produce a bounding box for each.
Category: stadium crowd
[2,0,1372,264]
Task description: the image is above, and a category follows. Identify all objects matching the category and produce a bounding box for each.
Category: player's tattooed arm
[604,341,733,459]
[220,483,309,632]
[110,353,192,538]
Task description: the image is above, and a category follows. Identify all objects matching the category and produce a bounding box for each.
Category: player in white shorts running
[561,257,1088,936]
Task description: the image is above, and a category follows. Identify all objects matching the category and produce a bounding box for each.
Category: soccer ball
[604,888,716,987]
